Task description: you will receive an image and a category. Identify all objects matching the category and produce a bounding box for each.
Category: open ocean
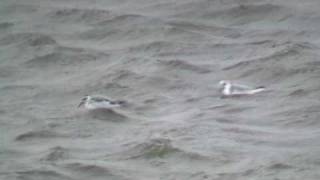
[1,0,320,179]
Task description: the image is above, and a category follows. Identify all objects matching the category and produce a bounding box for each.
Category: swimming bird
[219,80,266,97]
[78,95,126,110]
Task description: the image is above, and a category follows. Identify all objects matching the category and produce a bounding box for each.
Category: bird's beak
[78,101,84,108]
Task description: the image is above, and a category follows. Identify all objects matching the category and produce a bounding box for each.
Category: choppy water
[1,0,320,179]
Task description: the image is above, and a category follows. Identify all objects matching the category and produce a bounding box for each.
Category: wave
[86,109,128,122]
[64,162,111,174]
[24,46,107,68]
[271,105,320,127]
[125,138,179,159]
[157,59,211,74]
[79,16,217,42]
[222,41,320,80]
[47,7,113,25]
[268,163,293,170]
[15,170,72,180]
[15,130,67,141]
[108,69,144,82]
[288,89,308,97]
[168,20,241,38]
[201,3,285,25]
[217,161,294,178]
[40,146,69,161]
[0,32,57,46]
[78,14,163,41]
[62,162,128,179]
[114,138,212,161]
[96,14,148,26]
[128,40,204,57]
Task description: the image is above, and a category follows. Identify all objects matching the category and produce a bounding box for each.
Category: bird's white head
[219,80,229,87]
[78,95,91,108]
[218,80,232,95]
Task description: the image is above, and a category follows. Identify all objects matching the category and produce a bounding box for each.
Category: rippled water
[1,0,320,179]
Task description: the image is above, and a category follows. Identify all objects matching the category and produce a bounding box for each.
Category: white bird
[78,95,126,110]
[218,80,266,97]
